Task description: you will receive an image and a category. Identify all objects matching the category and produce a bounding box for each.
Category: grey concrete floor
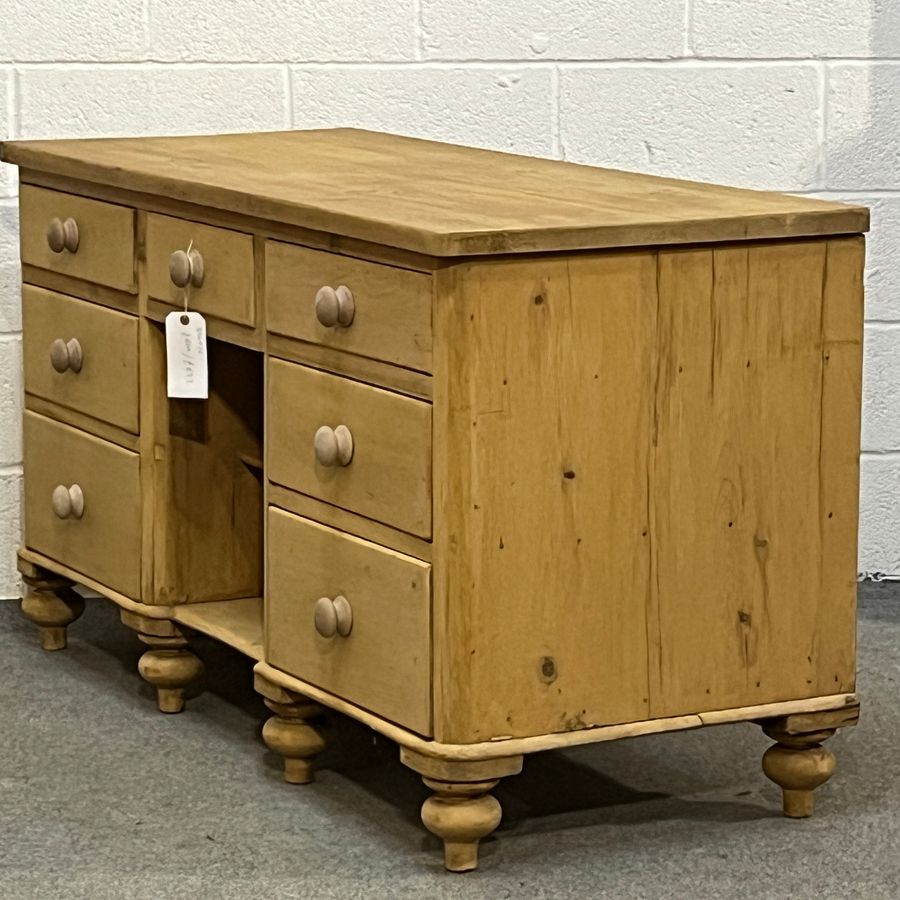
[1,582,898,900]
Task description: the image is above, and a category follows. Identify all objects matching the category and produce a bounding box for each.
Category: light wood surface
[25,394,141,452]
[19,185,135,291]
[145,212,255,326]
[432,252,657,743]
[23,411,142,598]
[20,167,441,274]
[256,658,859,759]
[141,322,264,605]
[23,286,139,433]
[17,547,174,619]
[432,239,862,743]
[2,130,867,257]
[267,333,432,400]
[267,357,432,538]
[266,508,432,735]
[266,483,432,562]
[266,240,433,371]
[174,596,264,661]
[647,237,862,717]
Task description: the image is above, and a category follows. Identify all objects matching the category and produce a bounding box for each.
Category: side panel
[648,237,862,716]
[433,252,657,743]
[434,238,863,744]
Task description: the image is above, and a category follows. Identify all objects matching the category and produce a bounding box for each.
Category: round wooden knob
[47,218,65,253]
[52,484,84,520]
[314,424,354,467]
[63,218,80,253]
[49,337,84,374]
[48,218,79,253]
[315,285,355,328]
[169,248,205,288]
[314,597,336,637]
[314,595,353,638]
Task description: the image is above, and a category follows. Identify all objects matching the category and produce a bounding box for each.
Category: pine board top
[1,128,868,257]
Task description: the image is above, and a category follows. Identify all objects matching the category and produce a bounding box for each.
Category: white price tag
[165,311,208,399]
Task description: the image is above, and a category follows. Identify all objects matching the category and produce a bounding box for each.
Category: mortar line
[7,58,900,68]
[283,64,293,128]
[413,0,424,60]
[684,0,693,57]
[818,61,829,189]
[551,66,560,158]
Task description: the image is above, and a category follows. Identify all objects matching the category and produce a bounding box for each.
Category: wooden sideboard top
[1,128,868,257]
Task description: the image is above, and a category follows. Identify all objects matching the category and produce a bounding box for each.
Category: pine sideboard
[0,130,867,872]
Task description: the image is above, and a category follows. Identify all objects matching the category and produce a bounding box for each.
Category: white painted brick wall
[291,67,554,153]
[0,2,898,595]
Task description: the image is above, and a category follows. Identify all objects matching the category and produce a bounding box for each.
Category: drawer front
[146,213,255,326]
[266,508,432,734]
[266,241,433,371]
[23,412,142,598]
[19,185,135,292]
[23,286,139,433]
[267,358,432,538]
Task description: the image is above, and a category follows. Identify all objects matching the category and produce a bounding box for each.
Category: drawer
[146,213,255,326]
[19,185,135,292]
[267,358,432,538]
[23,412,142,599]
[23,286,139,433]
[266,241,432,371]
[266,508,431,734]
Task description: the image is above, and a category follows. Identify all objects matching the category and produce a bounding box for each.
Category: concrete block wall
[1,1,898,595]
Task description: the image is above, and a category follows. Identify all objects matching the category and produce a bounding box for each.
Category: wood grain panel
[145,212,255,326]
[267,358,432,538]
[266,240,433,371]
[3,130,868,256]
[19,185,135,291]
[23,411,141,598]
[433,252,657,743]
[23,286,139,432]
[647,238,862,716]
[266,508,432,735]
[140,321,264,605]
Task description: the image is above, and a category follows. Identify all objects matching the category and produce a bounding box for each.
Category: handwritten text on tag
[165,311,208,399]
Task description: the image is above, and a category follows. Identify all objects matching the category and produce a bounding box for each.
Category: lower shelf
[174,597,264,661]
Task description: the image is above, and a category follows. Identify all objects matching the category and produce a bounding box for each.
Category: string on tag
[181,239,193,324]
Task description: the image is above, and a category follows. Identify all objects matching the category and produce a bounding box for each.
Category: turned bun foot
[261,698,326,784]
[20,573,85,651]
[138,647,204,714]
[762,729,836,818]
[421,778,502,872]
[400,749,522,873]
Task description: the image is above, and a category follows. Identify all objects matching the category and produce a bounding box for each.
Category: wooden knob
[47,218,79,253]
[314,424,354,467]
[52,484,84,520]
[315,285,355,328]
[332,595,353,636]
[49,337,84,374]
[63,218,80,253]
[46,218,65,253]
[169,248,205,288]
[314,595,353,638]
[314,597,336,637]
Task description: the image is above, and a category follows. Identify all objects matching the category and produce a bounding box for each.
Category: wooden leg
[19,558,85,651]
[759,703,859,818]
[400,748,523,872]
[255,672,326,783]
[122,611,204,714]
